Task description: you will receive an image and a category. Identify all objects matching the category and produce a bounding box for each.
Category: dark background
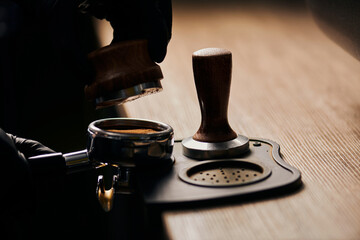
[0,0,305,153]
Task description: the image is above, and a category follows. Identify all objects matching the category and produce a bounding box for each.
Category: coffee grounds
[107,129,158,134]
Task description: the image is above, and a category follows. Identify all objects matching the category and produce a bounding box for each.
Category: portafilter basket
[87,118,174,212]
[87,118,174,168]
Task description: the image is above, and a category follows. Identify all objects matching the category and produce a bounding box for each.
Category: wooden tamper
[182,48,249,159]
[85,40,163,108]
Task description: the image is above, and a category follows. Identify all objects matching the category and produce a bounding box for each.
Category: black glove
[78,0,172,63]
[0,128,55,217]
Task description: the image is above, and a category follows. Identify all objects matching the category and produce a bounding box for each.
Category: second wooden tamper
[182,48,249,159]
[85,40,163,108]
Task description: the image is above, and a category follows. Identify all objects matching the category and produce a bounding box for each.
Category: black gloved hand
[78,0,172,63]
[0,128,55,217]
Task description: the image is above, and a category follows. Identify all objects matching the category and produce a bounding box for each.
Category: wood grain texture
[112,4,360,239]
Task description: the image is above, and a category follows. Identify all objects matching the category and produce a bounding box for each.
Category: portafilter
[28,118,174,212]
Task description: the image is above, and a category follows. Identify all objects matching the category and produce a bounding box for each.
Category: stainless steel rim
[88,117,173,141]
[87,118,174,167]
[182,135,249,160]
[95,80,162,107]
[178,159,271,187]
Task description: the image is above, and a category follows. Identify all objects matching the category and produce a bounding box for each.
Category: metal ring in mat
[179,159,271,187]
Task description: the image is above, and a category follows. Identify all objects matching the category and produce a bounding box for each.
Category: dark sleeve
[7,133,55,159]
[0,128,34,217]
[78,0,172,63]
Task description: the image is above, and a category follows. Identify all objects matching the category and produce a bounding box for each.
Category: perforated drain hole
[179,160,271,187]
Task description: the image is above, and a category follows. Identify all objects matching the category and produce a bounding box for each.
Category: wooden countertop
[97,3,360,239]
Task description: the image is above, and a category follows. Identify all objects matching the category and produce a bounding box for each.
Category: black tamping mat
[135,48,302,207]
[137,139,302,207]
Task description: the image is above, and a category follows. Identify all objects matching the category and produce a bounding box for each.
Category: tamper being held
[85,40,163,108]
[182,48,249,159]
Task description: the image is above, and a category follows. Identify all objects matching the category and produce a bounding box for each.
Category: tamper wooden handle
[192,48,237,143]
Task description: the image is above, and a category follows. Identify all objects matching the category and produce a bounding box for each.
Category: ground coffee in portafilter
[106,128,159,134]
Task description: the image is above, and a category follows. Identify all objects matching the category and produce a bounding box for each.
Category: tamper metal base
[182,135,249,160]
[95,81,162,108]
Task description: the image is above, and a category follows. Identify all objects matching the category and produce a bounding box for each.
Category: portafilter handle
[28,150,90,175]
[182,48,249,159]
